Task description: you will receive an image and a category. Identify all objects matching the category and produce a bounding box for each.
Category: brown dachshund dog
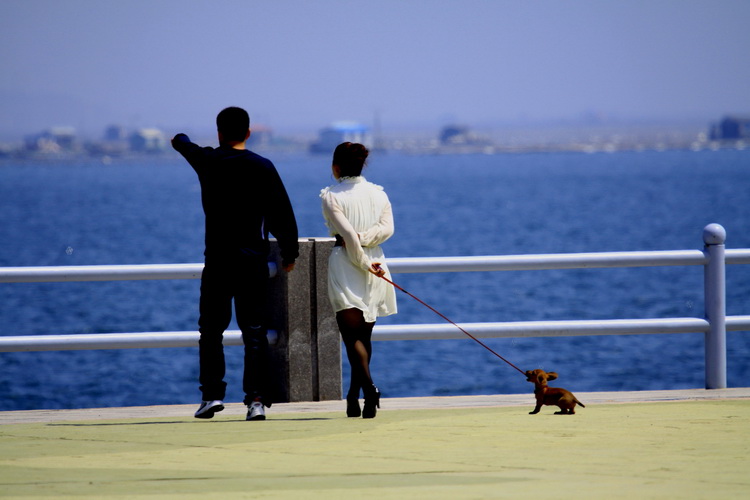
[525,369,585,415]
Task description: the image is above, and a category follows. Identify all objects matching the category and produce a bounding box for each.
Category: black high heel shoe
[362,385,380,419]
[346,395,361,418]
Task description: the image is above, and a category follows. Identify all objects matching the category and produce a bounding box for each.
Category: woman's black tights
[336,308,375,399]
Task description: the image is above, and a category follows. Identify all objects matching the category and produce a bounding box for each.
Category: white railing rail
[0,262,276,283]
[374,316,750,340]
[0,330,280,352]
[387,248,750,272]
[1,224,748,389]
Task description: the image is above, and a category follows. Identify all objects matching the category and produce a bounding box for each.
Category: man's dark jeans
[197,255,270,405]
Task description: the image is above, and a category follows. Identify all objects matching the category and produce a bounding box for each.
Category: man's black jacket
[172,134,299,266]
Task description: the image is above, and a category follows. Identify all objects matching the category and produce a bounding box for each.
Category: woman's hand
[369,262,385,277]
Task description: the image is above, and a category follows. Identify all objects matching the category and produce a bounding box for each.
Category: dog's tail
[575,398,585,408]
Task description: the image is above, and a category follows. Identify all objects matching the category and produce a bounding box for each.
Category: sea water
[1,149,748,410]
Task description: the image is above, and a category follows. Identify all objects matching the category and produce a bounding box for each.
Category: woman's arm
[321,192,372,272]
[358,199,394,247]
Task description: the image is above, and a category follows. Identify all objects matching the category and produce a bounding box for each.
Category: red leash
[377,272,526,376]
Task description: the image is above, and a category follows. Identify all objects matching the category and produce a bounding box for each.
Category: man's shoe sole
[195,403,224,419]
[246,403,266,421]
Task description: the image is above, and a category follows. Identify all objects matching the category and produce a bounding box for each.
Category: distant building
[104,125,127,141]
[248,125,273,148]
[710,116,750,140]
[439,124,492,147]
[85,125,129,156]
[129,128,167,152]
[310,121,372,153]
[24,127,78,153]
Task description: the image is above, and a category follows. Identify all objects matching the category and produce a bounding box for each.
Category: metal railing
[1,224,749,389]
[0,263,278,351]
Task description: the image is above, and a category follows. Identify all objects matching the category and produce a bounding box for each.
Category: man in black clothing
[172,107,299,421]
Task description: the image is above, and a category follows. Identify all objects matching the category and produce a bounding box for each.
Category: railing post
[267,238,341,403]
[703,223,727,389]
[267,239,312,402]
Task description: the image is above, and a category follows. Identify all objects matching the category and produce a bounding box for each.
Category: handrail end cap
[703,223,726,245]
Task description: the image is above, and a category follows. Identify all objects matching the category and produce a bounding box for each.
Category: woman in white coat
[320,142,397,418]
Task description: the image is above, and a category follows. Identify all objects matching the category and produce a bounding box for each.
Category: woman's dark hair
[216,106,250,142]
[333,142,369,177]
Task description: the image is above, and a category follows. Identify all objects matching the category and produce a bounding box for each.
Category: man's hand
[283,262,295,273]
[171,133,188,149]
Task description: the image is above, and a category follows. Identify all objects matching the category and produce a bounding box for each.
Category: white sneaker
[194,400,224,419]
[246,400,266,421]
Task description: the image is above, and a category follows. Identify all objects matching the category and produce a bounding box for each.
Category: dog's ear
[546,372,558,381]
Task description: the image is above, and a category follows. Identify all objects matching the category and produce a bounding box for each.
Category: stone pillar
[267,238,341,402]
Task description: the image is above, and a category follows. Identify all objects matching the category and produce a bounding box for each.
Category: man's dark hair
[216,107,250,142]
[333,142,369,177]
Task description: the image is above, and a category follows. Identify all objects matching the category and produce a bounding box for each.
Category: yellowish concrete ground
[1,393,749,499]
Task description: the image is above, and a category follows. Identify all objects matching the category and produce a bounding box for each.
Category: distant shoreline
[1,138,747,162]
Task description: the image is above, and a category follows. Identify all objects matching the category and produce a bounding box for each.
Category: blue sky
[2,0,749,139]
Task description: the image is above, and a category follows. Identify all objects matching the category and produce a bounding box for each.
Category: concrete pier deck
[2,388,749,499]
